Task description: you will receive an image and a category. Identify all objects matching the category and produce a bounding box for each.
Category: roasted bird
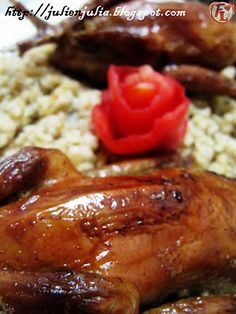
[16,0,236,97]
[0,146,236,313]
[143,295,236,314]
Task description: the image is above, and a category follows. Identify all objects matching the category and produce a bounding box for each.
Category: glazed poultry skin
[144,295,236,314]
[163,64,236,98]
[0,147,236,313]
[51,0,236,97]
[51,0,236,83]
[17,0,236,97]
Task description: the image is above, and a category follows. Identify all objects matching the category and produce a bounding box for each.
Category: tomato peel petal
[92,65,190,155]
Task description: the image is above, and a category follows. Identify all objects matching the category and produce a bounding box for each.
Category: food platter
[0,0,236,313]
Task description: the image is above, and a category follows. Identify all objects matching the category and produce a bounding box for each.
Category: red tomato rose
[92,65,190,155]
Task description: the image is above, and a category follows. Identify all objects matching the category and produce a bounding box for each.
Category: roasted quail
[0,147,235,312]
[16,0,236,97]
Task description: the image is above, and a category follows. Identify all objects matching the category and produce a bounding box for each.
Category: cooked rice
[0,44,236,176]
[183,96,236,177]
[0,45,101,171]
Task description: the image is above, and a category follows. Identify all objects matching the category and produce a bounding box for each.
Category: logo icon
[209,2,235,23]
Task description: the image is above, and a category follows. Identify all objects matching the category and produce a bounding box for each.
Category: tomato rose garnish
[92,65,190,155]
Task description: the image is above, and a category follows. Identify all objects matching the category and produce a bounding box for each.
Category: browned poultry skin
[0,147,79,202]
[52,1,236,85]
[164,64,236,97]
[0,148,46,202]
[17,0,236,96]
[0,270,138,314]
[0,147,236,312]
[144,295,236,314]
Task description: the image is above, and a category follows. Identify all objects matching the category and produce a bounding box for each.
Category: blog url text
[5,4,187,21]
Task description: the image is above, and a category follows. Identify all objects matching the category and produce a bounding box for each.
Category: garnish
[92,65,190,155]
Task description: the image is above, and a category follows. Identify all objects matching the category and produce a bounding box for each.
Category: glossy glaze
[51,1,236,87]
[144,295,236,314]
[0,270,138,314]
[18,0,236,96]
[0,148,236,312]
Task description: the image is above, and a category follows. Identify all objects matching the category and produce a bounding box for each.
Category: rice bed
[0,44,236,177]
